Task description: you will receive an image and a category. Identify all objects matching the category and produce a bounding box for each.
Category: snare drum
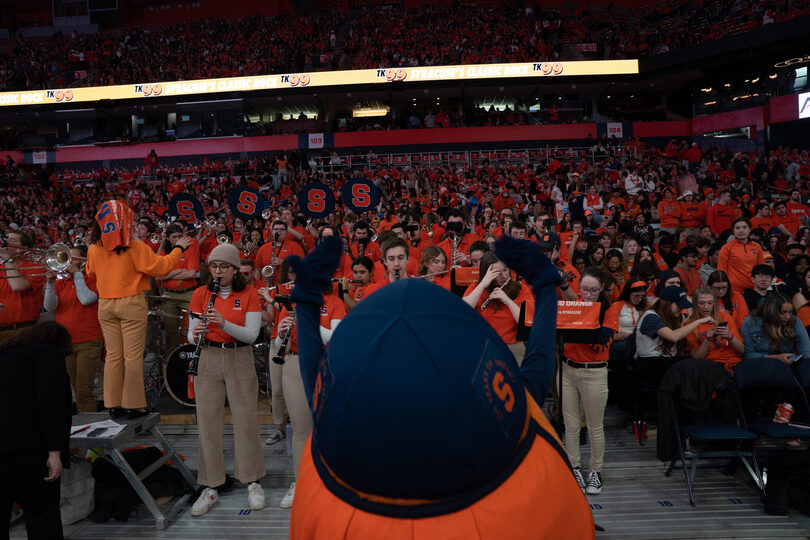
[163,344,197,406]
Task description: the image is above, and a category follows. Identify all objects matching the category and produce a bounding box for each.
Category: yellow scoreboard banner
[0,59,638,107]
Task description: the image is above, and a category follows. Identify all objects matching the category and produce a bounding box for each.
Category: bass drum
[163,344,197,407]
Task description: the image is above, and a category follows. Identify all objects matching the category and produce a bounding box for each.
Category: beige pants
[508,341,526,366]
[195,345,265,487]
[281,353,312,478]
[269,358,287,425]
[98,295,148,409]
[162,289,192,356]
[561,362,608,472]
[66,339,103,413]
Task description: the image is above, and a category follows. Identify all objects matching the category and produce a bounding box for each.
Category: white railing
[312,145,637,172]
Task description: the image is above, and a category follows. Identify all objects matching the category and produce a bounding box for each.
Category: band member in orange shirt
[417,246,451,290]
[157,223,200,355]
[43,244,103,413]
[0,231,46,343]
[274,281,346,509]
[337,256,374,310]
[187,243,266,516]
[254,220,305,283]
[463,252,533,364]
[361,238,410,299]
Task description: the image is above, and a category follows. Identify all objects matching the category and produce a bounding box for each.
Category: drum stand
[144,303,167,411]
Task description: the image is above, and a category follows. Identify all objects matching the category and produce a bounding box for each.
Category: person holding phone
[740,293,810,366]
[684,285,744,372]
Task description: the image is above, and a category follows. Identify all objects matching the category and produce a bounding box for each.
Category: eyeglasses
[240,271,252,276]
[209,263,234,272]
[581,287,602,294]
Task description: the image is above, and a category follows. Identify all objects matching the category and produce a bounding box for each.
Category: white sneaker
[191,487,218,516]
[280,482,295,509]
[264,427,286,445]
[248,482,265,510]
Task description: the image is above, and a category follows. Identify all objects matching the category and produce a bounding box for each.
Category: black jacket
[0,344,72,459]
[656,357,736,461]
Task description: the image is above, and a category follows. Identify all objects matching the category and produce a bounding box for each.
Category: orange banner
[556,301,600,329]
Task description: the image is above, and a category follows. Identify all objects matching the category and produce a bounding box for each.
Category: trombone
[0,243,85,278]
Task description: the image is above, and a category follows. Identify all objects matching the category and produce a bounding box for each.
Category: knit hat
[207,243,241,268]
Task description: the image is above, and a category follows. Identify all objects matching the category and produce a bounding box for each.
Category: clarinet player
[186,243,266,517]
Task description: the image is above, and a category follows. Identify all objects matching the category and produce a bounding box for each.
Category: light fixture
[724,83,731,87]
[751,77,759,83]
[353,107,390,118]
[769,73,778,79]
[701,87,712,93]
[704,101,717,106]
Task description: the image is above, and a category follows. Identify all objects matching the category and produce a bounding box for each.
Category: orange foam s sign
[556,301,600,329]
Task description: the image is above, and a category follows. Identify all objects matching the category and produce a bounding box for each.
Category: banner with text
[0,59,639,108]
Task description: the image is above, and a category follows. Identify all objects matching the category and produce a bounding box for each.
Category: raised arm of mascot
[284,235,595,540]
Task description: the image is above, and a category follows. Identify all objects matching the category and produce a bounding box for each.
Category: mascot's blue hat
[314,278,527,500]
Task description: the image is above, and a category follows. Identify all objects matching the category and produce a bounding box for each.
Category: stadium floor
[10,406,810,540]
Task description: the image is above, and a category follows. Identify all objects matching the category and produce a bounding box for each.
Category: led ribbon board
[0,60,639,107]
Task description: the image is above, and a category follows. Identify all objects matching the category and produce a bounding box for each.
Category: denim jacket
[740,315,810,361]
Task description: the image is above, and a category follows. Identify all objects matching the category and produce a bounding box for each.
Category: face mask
[445,221,463,234]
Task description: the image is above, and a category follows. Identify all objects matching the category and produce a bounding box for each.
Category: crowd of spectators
[2,137,810,507]
[0,10,344,91]
[1,0,809,92]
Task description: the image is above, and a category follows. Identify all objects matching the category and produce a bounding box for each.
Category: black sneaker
[108,407,126,419]
[585,471,602,495]
[572,467,586,490]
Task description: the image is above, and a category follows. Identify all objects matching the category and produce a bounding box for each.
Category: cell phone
[716,322,728,327]
[788,354,804,364]
[86,428,107,437]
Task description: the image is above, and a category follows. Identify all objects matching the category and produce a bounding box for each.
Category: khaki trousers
[281,353,312,478]
[162,289,193,355]
[508,341,526,366]
[195,345,265,487]
[561,362,609,472]
[98,295,148,409]
[66,339,103,413]
[269,358,287,425]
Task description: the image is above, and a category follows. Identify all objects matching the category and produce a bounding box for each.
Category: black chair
[735,358,810,444]
[659,358,763,506]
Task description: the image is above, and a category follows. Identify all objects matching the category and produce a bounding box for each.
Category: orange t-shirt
[564,300,619,364]
[254,239,305,280]
[53,275,103,343]
[717,291,749,330]
[463,283,533,344]
[0,261,45,325]
[658,200,681,228]
[189,285,260,343]
[797,304,810,329]
[162,243,199,290]
[683,312,743,371]
[277,293,346,353]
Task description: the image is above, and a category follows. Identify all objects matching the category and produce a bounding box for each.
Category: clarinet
[187,278,221,375]
[272,309,295,365]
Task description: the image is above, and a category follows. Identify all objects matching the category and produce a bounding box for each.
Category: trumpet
[422,224,433,240]
[261,265,275,279]
[261,208,273,220]
[72,235,84,247]
[0,242,85,277]
[217,234,230,244]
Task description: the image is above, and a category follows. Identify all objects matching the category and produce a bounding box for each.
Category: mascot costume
[285,235,595,539]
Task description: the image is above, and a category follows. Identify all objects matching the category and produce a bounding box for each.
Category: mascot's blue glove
[494,235,561,292]
[287,236,342,306]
